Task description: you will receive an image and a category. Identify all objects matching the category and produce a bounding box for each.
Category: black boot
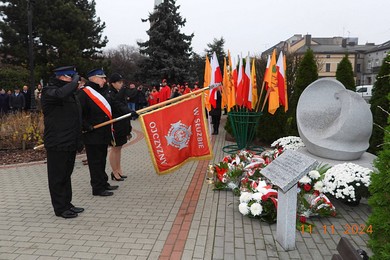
[212,125,217,135]
[214,122,219,135]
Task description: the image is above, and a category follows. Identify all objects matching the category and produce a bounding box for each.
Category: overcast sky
[95,0,390,57]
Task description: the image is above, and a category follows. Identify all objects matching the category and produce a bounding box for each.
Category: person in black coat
[107,73,136,181]
[209,86,222,135]
[0,88,10,115]
[41,66,84,219]
[9,87,25,112]
[77,68,118,197]
[21,85,31,111]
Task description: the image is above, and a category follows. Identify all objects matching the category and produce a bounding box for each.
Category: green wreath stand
[223,109,264,154]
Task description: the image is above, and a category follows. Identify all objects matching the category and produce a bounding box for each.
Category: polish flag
[276,51,288,111]
[209,52,222,108]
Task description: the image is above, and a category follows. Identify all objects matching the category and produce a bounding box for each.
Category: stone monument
[297,78,373,160]
[261,150,318,251]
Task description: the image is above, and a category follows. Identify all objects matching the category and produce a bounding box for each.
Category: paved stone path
[0,116,372,259]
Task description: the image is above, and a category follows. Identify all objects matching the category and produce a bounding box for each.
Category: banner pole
[34,86,211,150]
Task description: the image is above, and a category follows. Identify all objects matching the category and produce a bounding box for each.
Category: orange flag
[276,51,288,112]
[204,55,211,111]
[140,94,212,175]
[266,49,279,114]
[250,58,258,110]
[221,57,229,109]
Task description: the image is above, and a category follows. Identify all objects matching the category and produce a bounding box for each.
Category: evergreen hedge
[336,54,356,91]
[367,94,390,259]
[369,54,390,154]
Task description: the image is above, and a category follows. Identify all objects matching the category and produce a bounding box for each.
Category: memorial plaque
[261,150,318,193]
[261,150,318,251]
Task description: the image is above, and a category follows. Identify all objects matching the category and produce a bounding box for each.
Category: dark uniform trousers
[85,144,109,194]
[47,150,76,214]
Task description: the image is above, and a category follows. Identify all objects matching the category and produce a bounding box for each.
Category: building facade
[262,34,390,86]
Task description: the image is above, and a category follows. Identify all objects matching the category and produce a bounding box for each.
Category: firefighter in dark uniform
[77,68,118,196]
[41,66,84,218]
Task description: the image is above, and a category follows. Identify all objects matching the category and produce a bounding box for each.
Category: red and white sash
[82,86,117,145]
[82,86,112,119]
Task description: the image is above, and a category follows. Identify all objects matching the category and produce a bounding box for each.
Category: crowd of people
[0,77,202,116]
[2,67,219,219]
[0,84,43,115]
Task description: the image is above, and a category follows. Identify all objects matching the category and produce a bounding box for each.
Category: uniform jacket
[77,81,112,145]
[41,78,82,151]
[108,86,131,137]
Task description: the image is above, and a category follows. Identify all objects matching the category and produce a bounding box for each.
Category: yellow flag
[204,55,211,111]
[221,57,229,109]
[251,58,258,110]
[227,50,236,111]
[267,49,279,115]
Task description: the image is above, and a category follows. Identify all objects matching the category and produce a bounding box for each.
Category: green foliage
[0,0,108,81]
[336,54,356,91]
[138,0,194,84]
[287,49,318,136]
[204,37,226,70]
[367,95,390,259]
[0,65,29,91]
[369,54,390,154]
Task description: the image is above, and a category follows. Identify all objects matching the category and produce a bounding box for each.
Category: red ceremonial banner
[140,94,213,175]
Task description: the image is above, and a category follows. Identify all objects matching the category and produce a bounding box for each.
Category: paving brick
[0,117,374,260]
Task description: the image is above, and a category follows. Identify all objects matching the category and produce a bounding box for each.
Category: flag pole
[255,81,266,112]
[261,88,271,112]
[34,86,211,150]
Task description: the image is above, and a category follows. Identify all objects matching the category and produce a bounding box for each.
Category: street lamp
[27,0,36,110]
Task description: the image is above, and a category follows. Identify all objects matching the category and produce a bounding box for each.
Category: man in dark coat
[209,86,222,135]
[77,68,118,196]
[41,66,84,218]
[0,88,10,115]
[21,85,31,111]
[9,87,25,112]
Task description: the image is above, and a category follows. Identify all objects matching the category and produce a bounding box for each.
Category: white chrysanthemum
[239,192,252,203]
[323,163,373,201]
[239,203,250,215]
[271,136,305,151]
[313,181,324,192]
[299,176,311,184]
[250,203,263,216]
[252,192,263,201]
[309,170,321,180]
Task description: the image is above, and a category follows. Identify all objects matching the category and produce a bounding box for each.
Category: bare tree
[104,44,145,82]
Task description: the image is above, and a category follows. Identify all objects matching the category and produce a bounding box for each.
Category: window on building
[325,63,331,72]
[357,64,361,73]
[367,77,372,84]
[326,54,331,58]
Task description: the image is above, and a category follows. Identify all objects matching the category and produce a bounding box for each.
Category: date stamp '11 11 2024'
[301,224,373,235]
